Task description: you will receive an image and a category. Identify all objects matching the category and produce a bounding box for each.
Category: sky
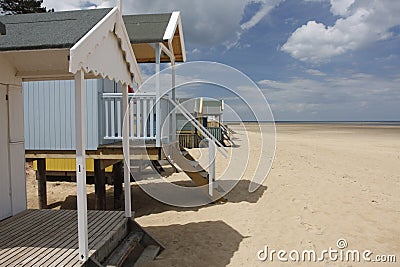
[42,0,400,121]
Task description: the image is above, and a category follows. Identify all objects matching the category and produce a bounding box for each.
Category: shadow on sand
[56,179,267,218]
[131,221,245,267]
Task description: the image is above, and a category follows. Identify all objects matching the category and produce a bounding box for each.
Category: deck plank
[0,210,69,257]
[40,210,113,267]
[3,210,78,266]
[0,210,32,228]
[61,211,126,266]
[17,211,98,267]
[0,209,54,238]
[0,210,126,267]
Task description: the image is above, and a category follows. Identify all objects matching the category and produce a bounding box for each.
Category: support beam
[94,159,106,210]
[122,83,132,218]
[118,0,123,11]
[113,161,123,209]
[37,159,47,209]
[75,69,88,262]
[171,61,177,143]
[155,43,161,147]
[208,138,216,196]
[159,42,175,61]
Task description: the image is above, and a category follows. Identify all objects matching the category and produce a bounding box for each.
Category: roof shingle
[123,13,172,44]
[0,8,111,51]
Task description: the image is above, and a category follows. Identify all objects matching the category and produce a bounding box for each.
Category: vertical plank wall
[0,85,12,220]
[23,80,98,150]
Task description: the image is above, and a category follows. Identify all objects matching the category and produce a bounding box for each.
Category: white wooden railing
[101,93,223,155]
[101,93,157,141]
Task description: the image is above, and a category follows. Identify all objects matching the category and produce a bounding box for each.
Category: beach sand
[26,123,400,266]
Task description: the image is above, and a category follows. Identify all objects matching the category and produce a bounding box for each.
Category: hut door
[0,85,12,220]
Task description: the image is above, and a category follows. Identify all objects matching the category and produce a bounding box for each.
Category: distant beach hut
[177,97,229,147]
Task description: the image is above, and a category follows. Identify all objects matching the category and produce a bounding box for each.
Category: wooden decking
[24,140,174,161]
[0,209,127,266]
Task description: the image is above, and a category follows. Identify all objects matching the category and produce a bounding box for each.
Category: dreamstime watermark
[257,239,397,263]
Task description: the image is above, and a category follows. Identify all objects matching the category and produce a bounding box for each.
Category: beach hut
[22,11,188,204]
[21,10,226,206]
[0,3,164,265]
[176,98,229,148]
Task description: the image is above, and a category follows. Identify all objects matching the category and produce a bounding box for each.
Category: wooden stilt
[94,159,106,210]
[37,158,47,209]
[113,161,123,209]
[75,69,89,261]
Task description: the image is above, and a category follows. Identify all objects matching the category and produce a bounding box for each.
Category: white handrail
[102,92,156,98]
[168,98,228,158]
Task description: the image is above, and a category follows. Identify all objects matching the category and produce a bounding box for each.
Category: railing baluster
[110,99,115,137]
[143,98,148,138]
[105,100,109,138]
[117,99,121,138]
[150,98,154,138]
[130,99,134,139]
[136,97,141,138]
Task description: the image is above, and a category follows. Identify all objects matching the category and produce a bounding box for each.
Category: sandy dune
[26,123,400,266]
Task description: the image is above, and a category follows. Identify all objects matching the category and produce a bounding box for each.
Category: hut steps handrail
[168,98,228,158]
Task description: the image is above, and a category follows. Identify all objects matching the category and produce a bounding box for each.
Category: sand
[26,123,400,266]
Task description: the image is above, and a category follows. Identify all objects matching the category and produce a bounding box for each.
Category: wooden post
[122,83,132,218]
[94,159,106,210]
[75,69,88,262]
[113,161,123,209]
[37,159,47,209]
[208,138,216,197]
[155,43,161,147]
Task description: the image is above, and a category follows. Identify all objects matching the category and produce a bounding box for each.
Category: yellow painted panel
[33,159,113,172]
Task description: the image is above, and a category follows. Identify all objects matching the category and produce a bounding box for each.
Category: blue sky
[44,0,400,121]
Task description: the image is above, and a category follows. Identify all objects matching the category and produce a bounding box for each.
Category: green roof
[123,13,172,44]
[0,8,111,51]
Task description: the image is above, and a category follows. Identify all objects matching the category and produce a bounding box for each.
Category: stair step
[216,184,225,193]
[157,160,170,166]
[104,232,144,267]
[188,160,200,168]
[134,245,161,267]
[200,171,208,179]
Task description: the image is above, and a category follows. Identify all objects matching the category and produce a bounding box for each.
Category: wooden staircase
[91,218,164,267]
[164,145,226,202]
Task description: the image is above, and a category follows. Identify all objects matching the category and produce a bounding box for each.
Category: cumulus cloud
[281,0,400,63]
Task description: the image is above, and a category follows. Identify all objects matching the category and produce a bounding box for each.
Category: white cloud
[241,0,282,30]
[330,0,355,16]
[43,0,80,10]
[225,0,284,49]
[306,69,326,76]
[190,48,201,55]
[281,0,400,63]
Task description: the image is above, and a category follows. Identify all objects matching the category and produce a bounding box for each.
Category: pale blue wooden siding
[23,80,99,150]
